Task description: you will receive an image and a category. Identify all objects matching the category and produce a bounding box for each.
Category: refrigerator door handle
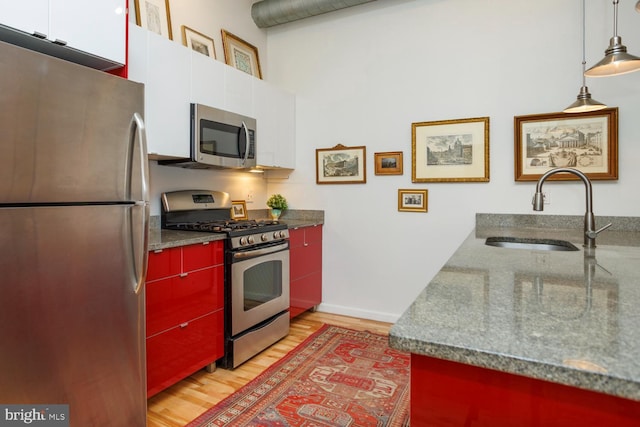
[129,113,150,294]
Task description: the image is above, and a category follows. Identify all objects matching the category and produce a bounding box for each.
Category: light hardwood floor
[146,311,393,427]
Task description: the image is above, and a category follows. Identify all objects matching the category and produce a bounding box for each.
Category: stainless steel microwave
[159,103,256,169]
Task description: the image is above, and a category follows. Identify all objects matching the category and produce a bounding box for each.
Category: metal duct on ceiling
[251,0,378,28]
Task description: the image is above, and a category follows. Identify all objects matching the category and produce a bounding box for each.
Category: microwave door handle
[240,121,250,166]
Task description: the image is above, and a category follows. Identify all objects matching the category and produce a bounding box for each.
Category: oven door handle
[232,242,289,260]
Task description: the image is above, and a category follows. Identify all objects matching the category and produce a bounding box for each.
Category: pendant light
[564,0,607,113]
[585,0,640,77]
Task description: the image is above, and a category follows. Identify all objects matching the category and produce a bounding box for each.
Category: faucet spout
[532,167,609,249]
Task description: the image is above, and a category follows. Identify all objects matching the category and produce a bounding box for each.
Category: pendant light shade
[564,0,607,113]
[585,0,640,77]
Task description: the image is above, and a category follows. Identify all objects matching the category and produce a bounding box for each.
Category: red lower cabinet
[411,353,640,426]
[145,241,225,397]
[289,225,322,318]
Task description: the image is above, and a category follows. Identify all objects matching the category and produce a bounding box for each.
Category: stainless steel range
[161,190,290,369]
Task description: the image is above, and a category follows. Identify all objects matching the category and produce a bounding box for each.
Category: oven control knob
[261,233,268,242]
[247,236,255,244]
[239,237,248,246]
[279,231,287,238]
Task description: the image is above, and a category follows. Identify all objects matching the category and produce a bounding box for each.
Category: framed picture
[134,0,173,40]
[398,189,428,212]
[230,200,248,220]
[316,144,367,184]
[514,108,618,181]
[221,30,262,79]
[412,117,490,183]
[181,26,216,59]
[374,151,403,175]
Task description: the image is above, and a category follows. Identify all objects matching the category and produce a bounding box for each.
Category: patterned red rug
[187,324,410,426]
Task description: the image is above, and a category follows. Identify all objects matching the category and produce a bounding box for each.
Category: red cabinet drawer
[146,310,224,397]
[182,241,224,272]
[146,266,224,337]
[290,272,322,318]
[146,247,181,281]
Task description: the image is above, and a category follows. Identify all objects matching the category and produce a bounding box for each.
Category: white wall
[263,0,640,322]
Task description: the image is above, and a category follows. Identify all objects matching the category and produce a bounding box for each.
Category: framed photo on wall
[134,0,173,40]
[230,200,248,220]
[221,30,262,79]
[181,26,216,59]
[514,108,618,181]
[374,151,403,175]
[316,144,367,184]
[398,189,428,212]
[412,117,490,183]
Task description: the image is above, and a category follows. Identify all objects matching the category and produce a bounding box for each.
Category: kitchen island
[390,213,640,426]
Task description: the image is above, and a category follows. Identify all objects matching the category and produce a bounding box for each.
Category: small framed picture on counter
[398,189,428,212]
[231,200,248,220]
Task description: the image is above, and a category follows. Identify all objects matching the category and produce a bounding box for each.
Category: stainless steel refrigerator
[0,41,149,426]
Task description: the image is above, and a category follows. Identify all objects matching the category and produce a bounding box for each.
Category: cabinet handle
[202,241,209,245]
[153,249,163,254]
[180,273,188,278]
[179,322,189,328]
[304,243,309,247]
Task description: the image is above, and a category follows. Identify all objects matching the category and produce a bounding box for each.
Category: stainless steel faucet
[532,167,611,248]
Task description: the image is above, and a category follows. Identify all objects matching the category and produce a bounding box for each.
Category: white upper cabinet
[128,25,191,159]
[253,78,296,169]
[128,25,296,168]
[0,0,126,69]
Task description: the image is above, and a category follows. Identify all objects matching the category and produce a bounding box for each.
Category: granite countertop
[389,213,640,401]
[148,209,324,251]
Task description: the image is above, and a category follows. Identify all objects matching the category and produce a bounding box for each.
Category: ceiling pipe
[252,0,378,28]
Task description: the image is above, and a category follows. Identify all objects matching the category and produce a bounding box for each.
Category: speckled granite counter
[148,209,324,251]
[390,213,640,401]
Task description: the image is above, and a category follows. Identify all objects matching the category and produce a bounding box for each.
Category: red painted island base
[411,354,640,426]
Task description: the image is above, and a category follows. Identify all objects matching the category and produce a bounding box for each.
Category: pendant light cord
[613,0,619,38]
[581,0,587,87]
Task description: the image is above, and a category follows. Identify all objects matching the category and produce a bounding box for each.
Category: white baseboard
[315,303,400,324]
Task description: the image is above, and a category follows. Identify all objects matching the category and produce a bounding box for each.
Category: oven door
[230,241,289,336]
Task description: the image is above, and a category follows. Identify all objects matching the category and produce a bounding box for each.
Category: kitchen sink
[485,236,579,252]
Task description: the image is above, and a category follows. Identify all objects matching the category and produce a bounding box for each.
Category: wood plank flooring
[146,311,393,427]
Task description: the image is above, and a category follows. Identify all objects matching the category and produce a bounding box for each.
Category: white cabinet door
[50,0,126,64]
[132,28,191,158]
[253,79,296,169]
[224,66,254,118]
[0,0,125,66]
[0,1,49,36]
[190,51,225,110]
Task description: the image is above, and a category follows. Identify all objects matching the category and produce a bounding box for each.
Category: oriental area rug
[187,324,411,427]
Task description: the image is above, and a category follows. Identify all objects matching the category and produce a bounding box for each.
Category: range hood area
[252,0,378,28]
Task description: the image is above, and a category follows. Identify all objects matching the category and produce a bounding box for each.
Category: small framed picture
[398,189,428,212]
[374,151,403,175]
[230,200,248,220]
[221,30,262,79]
[514,108,618,181]
[181,26,216,59]
[134,0,173,40]
[316,144,367,184]
[412,117,490,183]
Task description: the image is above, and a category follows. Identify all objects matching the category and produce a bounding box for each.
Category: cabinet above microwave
[127,26,295,170]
